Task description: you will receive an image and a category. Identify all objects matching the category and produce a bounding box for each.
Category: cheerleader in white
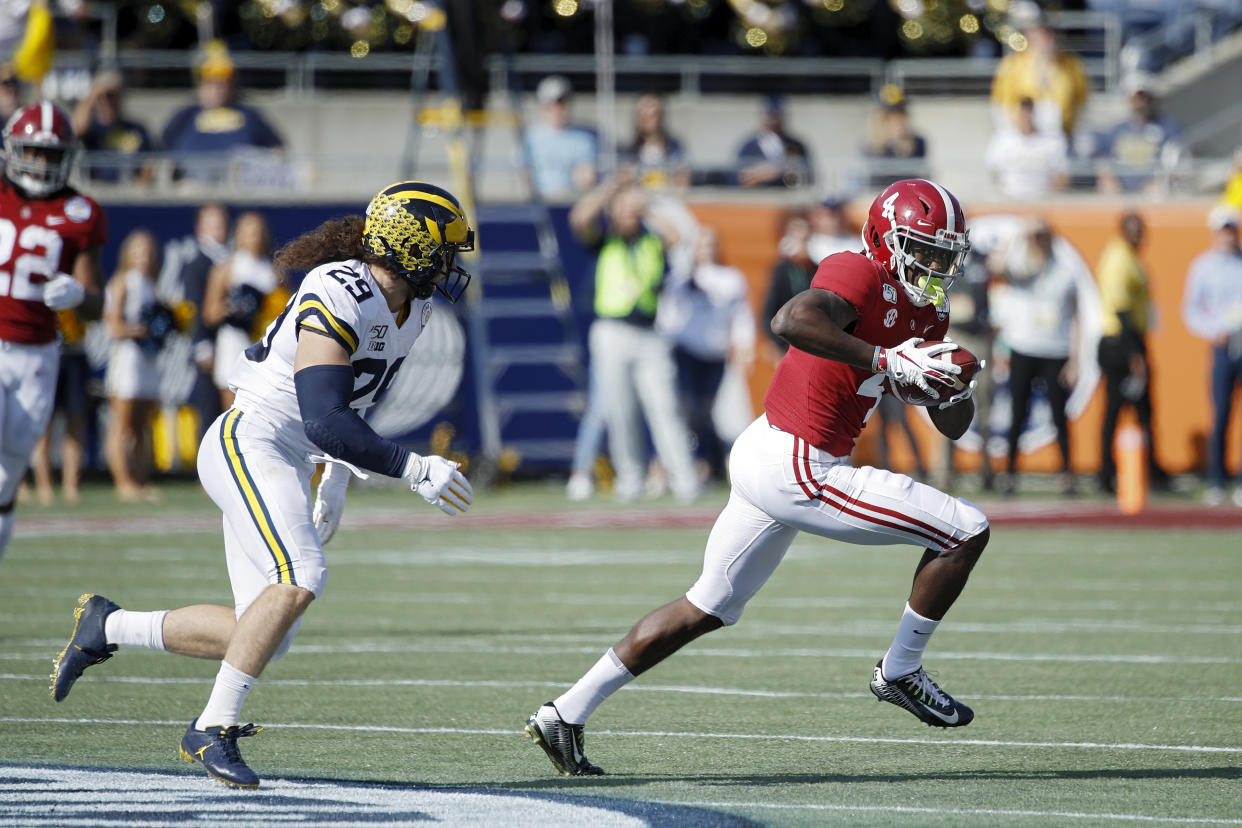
[103,229,161,502]
[204,211,277,409]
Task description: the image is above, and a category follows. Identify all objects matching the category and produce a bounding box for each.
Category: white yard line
[4,672,1242,704]
[2,717,1239,754]
[652,800,1242,825]
[4,642,1240,664]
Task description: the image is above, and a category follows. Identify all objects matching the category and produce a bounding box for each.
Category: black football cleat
[50,593,120,702]
[869,659,974,728]
[525,702,604,776]
[179,719,264,789]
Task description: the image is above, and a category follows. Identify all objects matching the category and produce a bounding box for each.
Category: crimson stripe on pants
[793,437,953,549]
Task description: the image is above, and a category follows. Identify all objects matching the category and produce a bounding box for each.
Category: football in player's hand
[885,341,980,407]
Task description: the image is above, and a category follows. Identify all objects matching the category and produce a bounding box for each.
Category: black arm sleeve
[295,363,408,479]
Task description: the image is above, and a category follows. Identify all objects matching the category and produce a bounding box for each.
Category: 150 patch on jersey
[368,324,387,351]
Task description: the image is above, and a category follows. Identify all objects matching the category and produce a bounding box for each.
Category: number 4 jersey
[763,251,949,457]
[0,180,107,344]
[229,258,432,458]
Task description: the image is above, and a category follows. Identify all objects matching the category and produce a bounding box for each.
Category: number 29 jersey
[0,180,107,345]
[764,251,949,458]
[229,258,432,459]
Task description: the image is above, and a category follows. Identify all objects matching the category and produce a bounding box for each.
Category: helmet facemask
[6,139,73,197]
[886,225,969,307]
[368,229,474,304]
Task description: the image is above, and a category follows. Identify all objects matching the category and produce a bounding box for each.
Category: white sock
[197,661,258,730]
[552,648,635,725]
[0,512,13,563]
[881,603,941,680]
[104,610,168,651]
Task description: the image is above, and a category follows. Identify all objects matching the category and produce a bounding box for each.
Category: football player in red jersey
[0,102,106,563]
[526,179,991,776]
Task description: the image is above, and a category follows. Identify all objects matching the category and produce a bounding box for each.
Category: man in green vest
[569,173,700,502]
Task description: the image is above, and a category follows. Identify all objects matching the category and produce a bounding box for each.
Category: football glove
[402,452,473,516]
[934,336,982,409]
[42,272,85,311]
[937,375,980,409]
[312,460,351,545]
[878,337,961,401]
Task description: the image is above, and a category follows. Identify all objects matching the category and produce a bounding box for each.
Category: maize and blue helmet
[362,181,474,303]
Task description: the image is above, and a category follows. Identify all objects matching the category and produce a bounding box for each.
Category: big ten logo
[368,324,388,351]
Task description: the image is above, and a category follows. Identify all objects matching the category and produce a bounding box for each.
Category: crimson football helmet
[861,178,970,307]
[3,101,77,197]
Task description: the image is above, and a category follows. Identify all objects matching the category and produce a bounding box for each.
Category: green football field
[1,480,1239,826]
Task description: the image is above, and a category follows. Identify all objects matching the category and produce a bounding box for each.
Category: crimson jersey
[0,181,107,345]
[764,251,949,457]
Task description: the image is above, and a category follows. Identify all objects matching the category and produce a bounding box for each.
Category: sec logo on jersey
[421,302,433,326]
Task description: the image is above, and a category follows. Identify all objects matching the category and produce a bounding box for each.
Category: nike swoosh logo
[926,707,959,725]
[912,629,931,635]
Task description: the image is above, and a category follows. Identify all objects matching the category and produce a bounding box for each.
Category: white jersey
[228,258,433,460]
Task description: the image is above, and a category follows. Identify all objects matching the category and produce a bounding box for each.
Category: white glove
[879,337,960,401]
[402,452,473,516]
[42,273,85,311]
[936,358,986,410]
[312,461,350,544]
[938,377,977,409]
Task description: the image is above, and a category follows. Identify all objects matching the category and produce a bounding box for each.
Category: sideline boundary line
[15,501,1242,538]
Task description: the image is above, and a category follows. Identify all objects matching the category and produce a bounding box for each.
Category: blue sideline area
[103,203,595,470]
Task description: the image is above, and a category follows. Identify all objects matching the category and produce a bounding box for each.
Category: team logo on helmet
[362,181,474,303]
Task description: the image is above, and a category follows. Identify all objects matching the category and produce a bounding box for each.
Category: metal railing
[74,148,1233,204]
[50,47,1118,99]
[47,10,1122,97]
[1120,3,1242,75]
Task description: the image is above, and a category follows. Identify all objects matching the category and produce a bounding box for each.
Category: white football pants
[198,408,327,658]
[0,339,59,506]
[685,413,989,625]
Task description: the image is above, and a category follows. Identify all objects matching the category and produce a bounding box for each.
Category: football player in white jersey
[49,182,476,789]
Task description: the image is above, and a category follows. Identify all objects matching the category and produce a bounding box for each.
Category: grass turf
[1,480,1239,826]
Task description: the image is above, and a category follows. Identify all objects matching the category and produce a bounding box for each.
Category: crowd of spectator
[0,18,1204,206]
[8,9,1242,511]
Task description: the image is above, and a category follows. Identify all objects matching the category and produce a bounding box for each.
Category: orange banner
[690,200,1223,476]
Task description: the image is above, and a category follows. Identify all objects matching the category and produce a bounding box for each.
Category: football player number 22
[0,218,64,300]
[857,372,886,424]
